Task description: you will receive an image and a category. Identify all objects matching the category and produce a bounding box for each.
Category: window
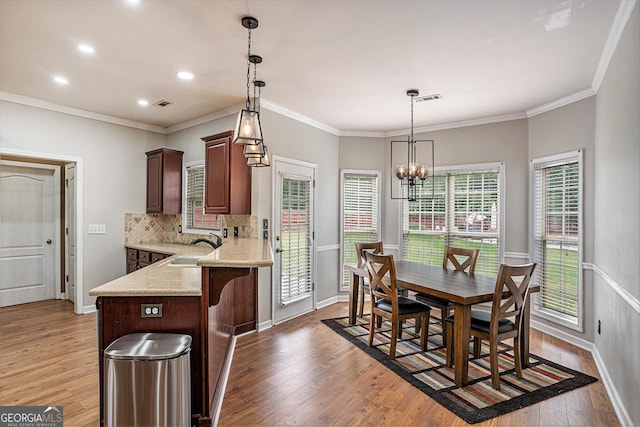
[183,163,220,233]
[341,170,381,290]
[531,151,582,330]
[401,164,502,276]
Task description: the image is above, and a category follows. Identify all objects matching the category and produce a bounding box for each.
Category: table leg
[521,293,532,367]
[348,271,360,325]
[453,303,471,387]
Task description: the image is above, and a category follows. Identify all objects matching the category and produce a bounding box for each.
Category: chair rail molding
[584,262,640,314]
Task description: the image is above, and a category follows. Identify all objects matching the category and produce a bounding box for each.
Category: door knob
[46,239,52,244]
[275,248,283,253]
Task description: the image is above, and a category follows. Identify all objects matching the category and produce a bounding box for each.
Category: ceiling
[0,0,626,135]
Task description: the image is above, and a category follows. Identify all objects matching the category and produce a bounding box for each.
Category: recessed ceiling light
[125,0,140,5]
[77,44,95,55]
[177,71,194,80]
[138,99,149,106]
[53,76,69,85]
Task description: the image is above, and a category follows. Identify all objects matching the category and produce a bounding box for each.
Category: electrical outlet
[263,230,268,240]
[234,226,239,237]
[141,303,163,318]
[178,224,182,233]
[263,219,268,230]
[223,228,228,238]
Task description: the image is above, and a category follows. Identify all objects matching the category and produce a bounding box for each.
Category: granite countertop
[89,238,273,297]
[197,237,274,268]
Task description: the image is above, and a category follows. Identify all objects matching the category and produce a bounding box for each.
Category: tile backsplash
[125,213,258,244]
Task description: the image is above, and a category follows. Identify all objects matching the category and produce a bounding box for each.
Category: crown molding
[260,99,341,136]
[165,104,241,134]
[592,0,638,93]
[384,112,527,138]
[526,88,596,118]
[0,91,167,134]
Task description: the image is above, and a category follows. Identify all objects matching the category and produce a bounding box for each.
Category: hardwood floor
[0,300,619,426]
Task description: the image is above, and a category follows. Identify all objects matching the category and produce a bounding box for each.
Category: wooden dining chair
[414,246,480,343]
[444,262,536,390]
[365,252,431,359]
[354,242,384,318]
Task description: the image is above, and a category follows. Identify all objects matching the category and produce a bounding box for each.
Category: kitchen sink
[164,255,203,268]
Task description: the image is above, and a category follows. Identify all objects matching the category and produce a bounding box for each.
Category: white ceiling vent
[153,100,173,107]
[415,94,442,103]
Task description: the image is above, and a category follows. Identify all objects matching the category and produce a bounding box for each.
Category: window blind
[402,168,501,276]
[341,172,380,288]
[280,176,312,303]
[532,155,581,326]
[185,165,219,231]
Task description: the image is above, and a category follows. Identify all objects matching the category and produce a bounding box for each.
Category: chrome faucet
[191,236,222,249]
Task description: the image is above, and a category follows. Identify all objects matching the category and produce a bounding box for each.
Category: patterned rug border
[321,316,598,424]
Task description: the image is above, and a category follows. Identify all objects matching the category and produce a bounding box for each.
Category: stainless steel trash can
[104,333,191,427]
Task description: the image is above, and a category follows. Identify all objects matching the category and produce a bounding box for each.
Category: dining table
[344,260,539,387]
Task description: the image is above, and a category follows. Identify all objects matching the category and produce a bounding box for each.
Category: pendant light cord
[245,27,252,109]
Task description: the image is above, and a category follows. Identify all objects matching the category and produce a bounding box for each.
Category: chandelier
[391,89,434,201]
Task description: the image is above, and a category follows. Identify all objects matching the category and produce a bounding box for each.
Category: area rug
[321,315,597,424]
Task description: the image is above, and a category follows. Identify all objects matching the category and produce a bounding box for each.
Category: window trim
[182,160,220,236]
[529,150,583,331]
[340,169,382,291]
[397,162,505,271]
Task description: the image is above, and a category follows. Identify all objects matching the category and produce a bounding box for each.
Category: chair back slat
[443,246,480,275]
[355,242,384,268]
[491,263,536,333]
[365,252,397,306]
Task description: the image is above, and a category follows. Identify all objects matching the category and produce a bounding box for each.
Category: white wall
[593,3,639,425]
[0,100,166,309]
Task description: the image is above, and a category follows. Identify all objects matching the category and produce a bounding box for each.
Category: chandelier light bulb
[396,165,407,180]
[418,165,428,180]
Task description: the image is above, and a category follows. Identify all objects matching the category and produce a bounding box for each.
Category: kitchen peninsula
[90,238,273,427]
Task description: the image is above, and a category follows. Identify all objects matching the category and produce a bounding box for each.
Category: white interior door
[0,162,58,307]
[65,164,76,304]
[272,158,316,324]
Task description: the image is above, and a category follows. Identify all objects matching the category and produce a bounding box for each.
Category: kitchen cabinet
[126,247,169,274]
[233,269,257,335]
[146,148,184,214]
[201,130,251,215]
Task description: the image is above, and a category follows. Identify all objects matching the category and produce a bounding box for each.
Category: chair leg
[445,321,454,368]
[358,282,365,318]
[419,315,428,351]
[415,317,421,334]
[440,307,451,346]
[490,339,500,390]
[513,336,523,379]
[473,337,482,358]
[389,318,399,359]
[368,312,376,347]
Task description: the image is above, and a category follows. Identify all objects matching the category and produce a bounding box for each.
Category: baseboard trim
[591,346,633,427]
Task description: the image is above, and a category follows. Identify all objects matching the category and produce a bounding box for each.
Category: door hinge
[65,179,69,187]
[66,275,69,283]
[65,227,69,235]
[313,179,316,188]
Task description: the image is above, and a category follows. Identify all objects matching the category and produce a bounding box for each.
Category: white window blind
[402,167,501,276]
[184,164,219,232]
[532,152,582,329]
[280,175,312,303]
[341,171,380,288]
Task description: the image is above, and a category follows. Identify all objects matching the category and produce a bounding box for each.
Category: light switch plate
[88,224,106,234]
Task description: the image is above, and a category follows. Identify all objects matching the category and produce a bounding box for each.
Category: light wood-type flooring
[0,300,620,426]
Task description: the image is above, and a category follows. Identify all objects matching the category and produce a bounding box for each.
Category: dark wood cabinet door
[204,136,230,214]
[146,151,163,213]
[146,148,183,214]
[202,130,251,215]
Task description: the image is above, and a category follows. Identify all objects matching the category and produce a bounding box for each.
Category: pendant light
[233,16,263,145]
[391,89,434,201]
[246,80,270,167]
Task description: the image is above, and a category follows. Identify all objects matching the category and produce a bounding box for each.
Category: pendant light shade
[234,108,263,144]
[247,145,270,167]
[243,141,266,158]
